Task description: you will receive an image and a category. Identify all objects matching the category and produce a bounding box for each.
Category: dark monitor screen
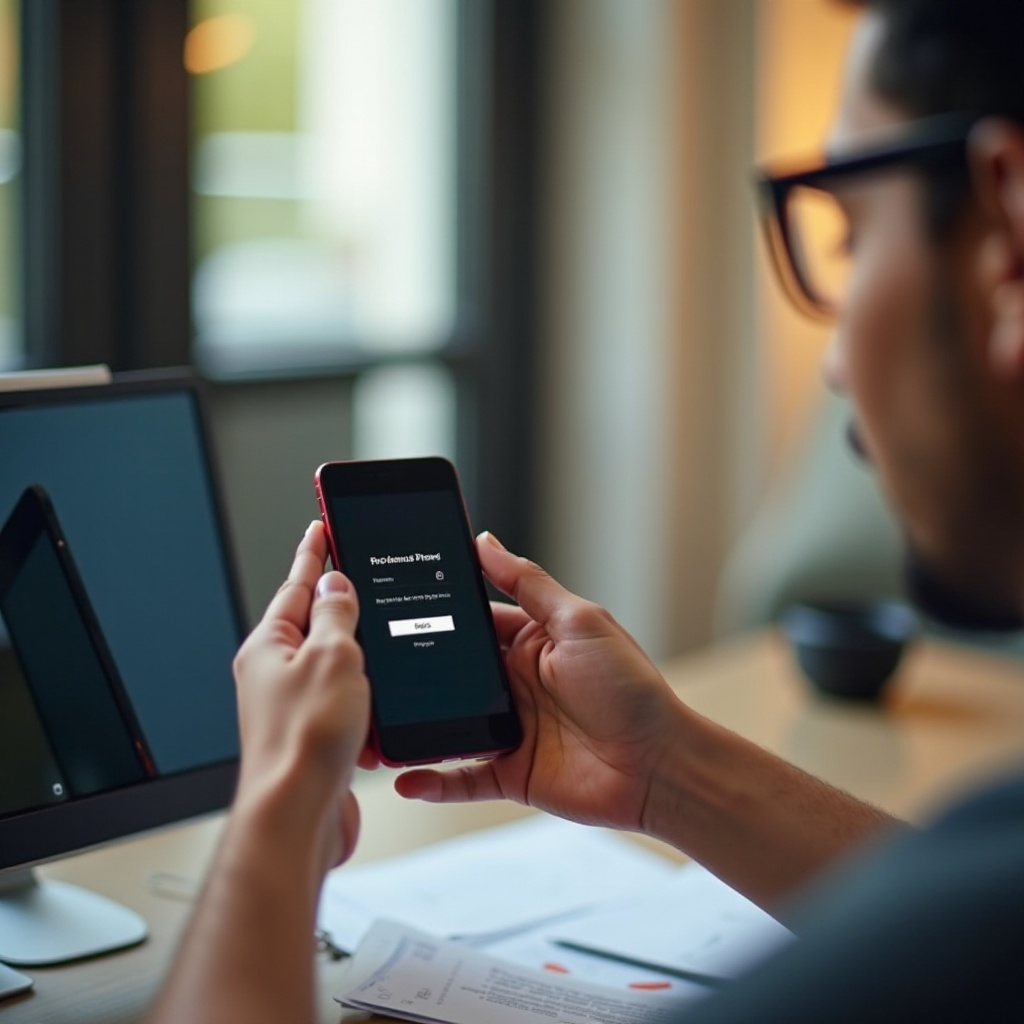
[0,372,244,870]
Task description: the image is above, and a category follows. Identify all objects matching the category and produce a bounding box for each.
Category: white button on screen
[388,615,455,637]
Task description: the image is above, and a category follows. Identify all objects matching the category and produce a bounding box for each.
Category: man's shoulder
[928,766,1024,833]
[681,771,1024,1023]
[820,766,1024,922]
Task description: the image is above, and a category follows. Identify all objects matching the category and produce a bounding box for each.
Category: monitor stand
[0,962,32,1000]
[0,867,147,966]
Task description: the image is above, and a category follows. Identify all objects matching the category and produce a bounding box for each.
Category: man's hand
[395,531,684,834]
[232,520,371,873]
[149,522,373,1024]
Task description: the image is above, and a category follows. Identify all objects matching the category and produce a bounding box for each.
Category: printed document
[338,920,709,1024]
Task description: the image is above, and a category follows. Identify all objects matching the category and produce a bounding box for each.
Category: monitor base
[0,869,147,966]
[0,962,32,1000]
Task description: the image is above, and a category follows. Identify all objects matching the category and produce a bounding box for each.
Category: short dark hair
[849,0,1024,124]
[847,0,1024,233]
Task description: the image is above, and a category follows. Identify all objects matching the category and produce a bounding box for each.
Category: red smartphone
[0,486,157,796]
[314,457,522,767]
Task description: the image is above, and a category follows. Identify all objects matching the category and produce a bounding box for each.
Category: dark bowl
[779,601,917,701]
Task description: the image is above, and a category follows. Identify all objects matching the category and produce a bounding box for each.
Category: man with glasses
[150,1,1024,1021]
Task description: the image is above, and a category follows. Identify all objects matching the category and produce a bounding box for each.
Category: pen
[551,939,730,990]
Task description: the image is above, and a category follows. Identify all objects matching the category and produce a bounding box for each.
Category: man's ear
[968,119,1024,378]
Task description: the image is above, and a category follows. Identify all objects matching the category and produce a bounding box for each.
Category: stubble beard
[902,263,1024,633]
[850,256,1024,634]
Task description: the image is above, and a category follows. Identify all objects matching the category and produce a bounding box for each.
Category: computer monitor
[0,371,245,966]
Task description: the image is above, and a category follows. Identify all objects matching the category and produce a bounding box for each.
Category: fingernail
[305,519,320,535]
[478,530,506,551]
[316,572,350,597]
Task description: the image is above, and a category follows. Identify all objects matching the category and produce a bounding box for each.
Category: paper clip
[315,928,348,961]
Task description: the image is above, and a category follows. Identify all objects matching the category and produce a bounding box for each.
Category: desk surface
[6,631,1024,1023]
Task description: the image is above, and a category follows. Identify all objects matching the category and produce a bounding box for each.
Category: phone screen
[0,487,150,802]
[315,459,521,765]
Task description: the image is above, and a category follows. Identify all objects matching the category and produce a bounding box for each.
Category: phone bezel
[314,457,522,766]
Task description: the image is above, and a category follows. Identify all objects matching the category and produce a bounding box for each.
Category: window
[189,0,460,462]
[190,0,457,372]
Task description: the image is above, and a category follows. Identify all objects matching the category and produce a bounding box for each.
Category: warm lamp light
[184,14,255,75]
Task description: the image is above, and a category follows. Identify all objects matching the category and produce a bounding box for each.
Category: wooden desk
[5,632,1024,1023]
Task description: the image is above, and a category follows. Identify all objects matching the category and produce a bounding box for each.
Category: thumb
[475,532,592,640]
[308,571,360,641]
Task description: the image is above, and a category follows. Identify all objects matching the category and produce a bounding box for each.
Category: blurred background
[0,0,912,660]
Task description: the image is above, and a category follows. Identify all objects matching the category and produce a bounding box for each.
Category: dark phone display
[319,461,520,763]
[0,491,148,801]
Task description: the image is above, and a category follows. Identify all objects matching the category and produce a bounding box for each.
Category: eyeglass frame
[754,112,980,321]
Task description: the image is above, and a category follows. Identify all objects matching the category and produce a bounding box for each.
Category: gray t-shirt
[682,770,1024,1022]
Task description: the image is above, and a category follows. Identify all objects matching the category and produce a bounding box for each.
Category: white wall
[537,0,758,659]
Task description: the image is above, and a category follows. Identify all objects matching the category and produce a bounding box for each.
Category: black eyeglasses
[755,113,978,321]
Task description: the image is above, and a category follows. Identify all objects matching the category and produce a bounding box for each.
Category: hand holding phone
[314,458,521,766]
[396,533,685,839]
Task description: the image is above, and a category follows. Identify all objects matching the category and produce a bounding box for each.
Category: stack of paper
[323,816,795,1023]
